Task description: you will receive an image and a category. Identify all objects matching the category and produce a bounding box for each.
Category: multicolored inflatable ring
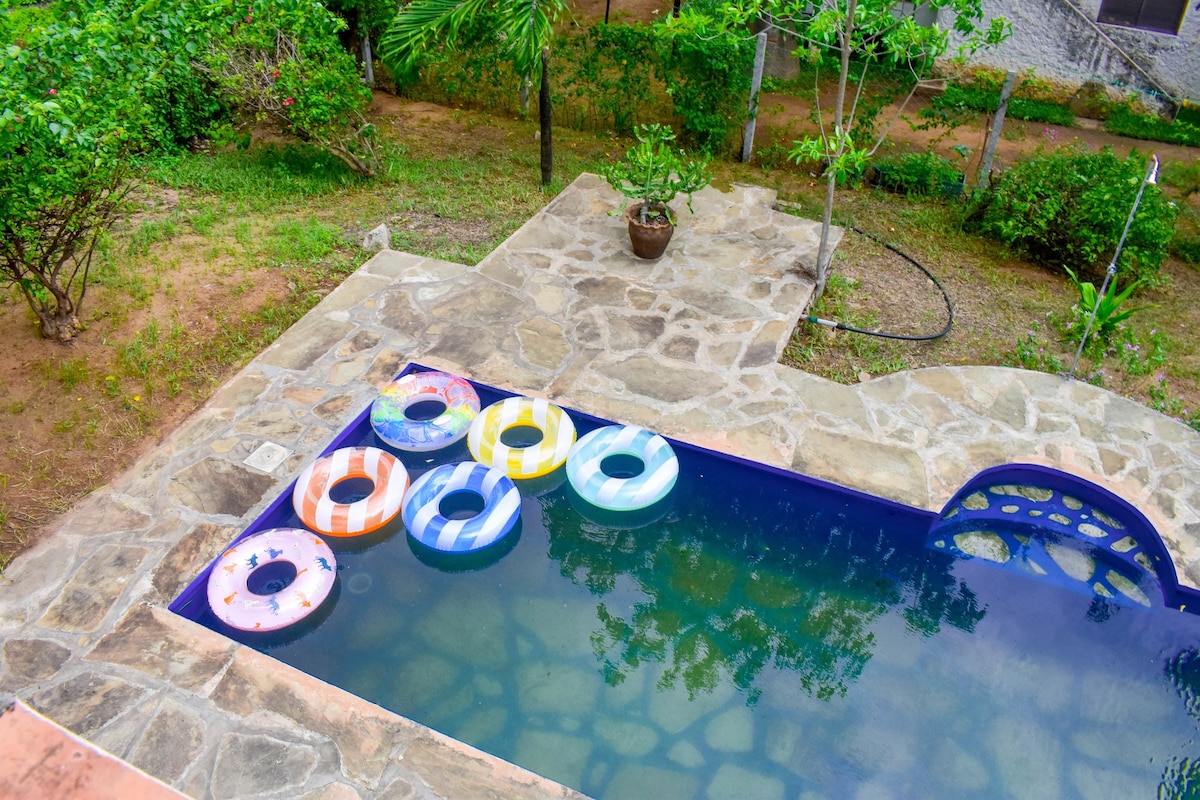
[467,396,576,479]
[371,371,481,452]
[566,425,679,511]
[402,461,521,552]
[206,528,337,632]
[292,446,409,537]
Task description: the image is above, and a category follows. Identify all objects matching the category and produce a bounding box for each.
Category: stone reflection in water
[541,488,986,704]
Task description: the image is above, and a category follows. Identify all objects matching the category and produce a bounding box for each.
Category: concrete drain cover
[244,442,292,474]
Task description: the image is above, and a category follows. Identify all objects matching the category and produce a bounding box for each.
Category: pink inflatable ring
[207,528,338,632]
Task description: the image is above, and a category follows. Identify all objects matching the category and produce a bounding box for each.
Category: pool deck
[2,173,1199,799]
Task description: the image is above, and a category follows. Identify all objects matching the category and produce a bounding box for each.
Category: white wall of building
[945,0,1199,105]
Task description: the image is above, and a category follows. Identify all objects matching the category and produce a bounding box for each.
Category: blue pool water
[173,367,1200,799]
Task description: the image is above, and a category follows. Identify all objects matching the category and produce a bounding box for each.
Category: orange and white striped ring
[292,446,409,537]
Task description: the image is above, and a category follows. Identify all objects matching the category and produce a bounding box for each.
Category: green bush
[871,152,964,197]
[969,146,1177,284]
[1105,107,1200,147]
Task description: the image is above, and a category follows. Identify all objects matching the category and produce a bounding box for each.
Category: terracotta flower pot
[624,203,674,260]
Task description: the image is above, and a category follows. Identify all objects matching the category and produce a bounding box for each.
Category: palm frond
[378,0,492,76]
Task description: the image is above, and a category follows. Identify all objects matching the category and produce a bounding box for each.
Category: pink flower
[48,88,57,95]
[282,97,294,106]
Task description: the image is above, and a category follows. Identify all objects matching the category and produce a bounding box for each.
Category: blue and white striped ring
[401,462,521,552]
[566,425,678,511]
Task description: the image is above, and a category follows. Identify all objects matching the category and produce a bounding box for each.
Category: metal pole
[1067,155,1159,377]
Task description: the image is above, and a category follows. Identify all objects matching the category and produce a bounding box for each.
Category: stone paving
[1,173,1199,799]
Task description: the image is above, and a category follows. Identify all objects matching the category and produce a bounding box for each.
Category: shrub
[871,152,964,197]
[969,146,1177,284]
[1105,107,1200,147]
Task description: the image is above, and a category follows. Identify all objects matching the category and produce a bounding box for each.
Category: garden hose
[806,226,954,341]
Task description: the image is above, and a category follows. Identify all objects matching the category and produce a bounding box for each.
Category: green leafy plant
[0,0,185,341]
[1002,325,1064,374]
[1063,266,1151,339]
[969,147,1177,284]
[601,123,710,225]
[871,151,963,197]
[380,0,568,184]
[1147,376,1200,432]
[1105,107,1200,148]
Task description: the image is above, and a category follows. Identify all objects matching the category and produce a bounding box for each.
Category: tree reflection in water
[539,468,986,705]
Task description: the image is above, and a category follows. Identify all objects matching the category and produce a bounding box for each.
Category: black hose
[806,226,954,341]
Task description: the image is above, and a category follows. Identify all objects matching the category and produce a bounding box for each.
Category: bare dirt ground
[0,204,293,558]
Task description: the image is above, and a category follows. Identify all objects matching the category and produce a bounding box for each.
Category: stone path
[1,173,1198,799]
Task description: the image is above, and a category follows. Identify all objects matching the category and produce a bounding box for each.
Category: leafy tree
[714,0,1009,301]
[379,0,568,185]
[0,0,193,340]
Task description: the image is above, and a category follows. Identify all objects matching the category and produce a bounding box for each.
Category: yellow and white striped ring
[467,397,576,479]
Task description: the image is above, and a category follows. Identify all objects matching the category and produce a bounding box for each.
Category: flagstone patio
[1,173,1199,798]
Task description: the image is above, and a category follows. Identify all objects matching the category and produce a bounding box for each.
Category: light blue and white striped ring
[566,425,678,512]
[401,462,521,553]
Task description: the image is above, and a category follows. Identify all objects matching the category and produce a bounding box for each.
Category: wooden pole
[361,33,375,87]
[740,31,769,163]
[975,70,1017,192]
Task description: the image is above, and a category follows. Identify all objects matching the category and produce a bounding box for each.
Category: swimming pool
[172,365,1200,799]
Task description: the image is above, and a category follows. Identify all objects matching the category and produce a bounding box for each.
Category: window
[1097,0,1187,34]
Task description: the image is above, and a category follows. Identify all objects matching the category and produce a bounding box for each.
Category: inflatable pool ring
[402,461,521,552]
[566,425,679,511]
[293,447,409,537]
[371,371,481,452]
[467,397,576,479]
[207,528,338,632]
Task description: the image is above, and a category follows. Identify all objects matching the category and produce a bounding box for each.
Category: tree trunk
[539,48,552,187]
[812,0,857,306]
[36,291,79,342]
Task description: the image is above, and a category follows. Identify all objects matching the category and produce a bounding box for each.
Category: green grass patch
[263,216,343,266]
[146,143,365,212]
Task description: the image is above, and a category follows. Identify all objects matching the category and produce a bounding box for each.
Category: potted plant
[601,123,710,259]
